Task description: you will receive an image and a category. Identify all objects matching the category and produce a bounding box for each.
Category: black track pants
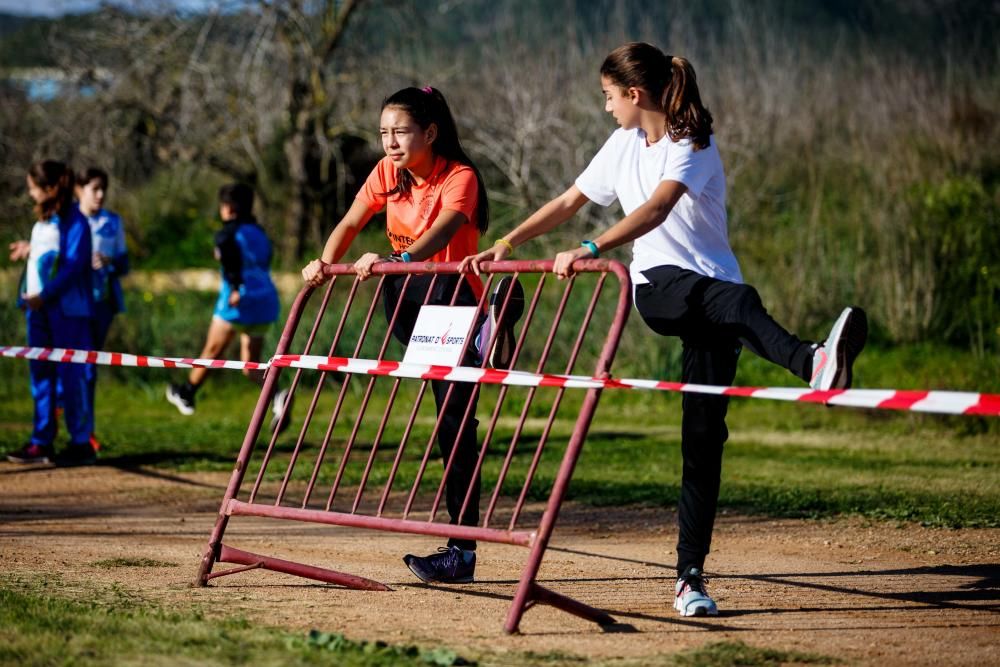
[383,274,482,551]
[634,266,815,575]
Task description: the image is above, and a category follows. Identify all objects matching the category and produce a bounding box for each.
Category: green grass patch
[90,558,179,569]
[0,578,472,667]
[671,640,836,666]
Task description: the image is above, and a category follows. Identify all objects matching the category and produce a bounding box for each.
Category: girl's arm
[459,185,590,275]
[552,180,687,278]
[406,209,467,260]
[302,198,376,286]
[354,208,470,281]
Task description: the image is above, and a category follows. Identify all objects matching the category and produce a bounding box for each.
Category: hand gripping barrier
[195,259,632,633]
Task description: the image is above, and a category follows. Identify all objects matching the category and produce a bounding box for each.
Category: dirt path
[2,462,998,665]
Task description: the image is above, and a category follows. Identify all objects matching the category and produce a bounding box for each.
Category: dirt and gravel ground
[2,462,998,665]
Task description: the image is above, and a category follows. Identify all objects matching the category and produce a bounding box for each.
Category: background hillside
[1,0,998,354]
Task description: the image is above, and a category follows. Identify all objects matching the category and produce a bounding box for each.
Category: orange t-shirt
[357,154,483,298]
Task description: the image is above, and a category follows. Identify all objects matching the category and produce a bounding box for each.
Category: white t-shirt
[575,127,742,285]
[26,219,61,296]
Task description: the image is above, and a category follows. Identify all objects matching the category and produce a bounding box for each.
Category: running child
[6,160,96,466]
[302,86,520,584]
[166,183,290,432]
[461,42,868,616]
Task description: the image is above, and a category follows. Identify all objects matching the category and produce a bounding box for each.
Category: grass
[0,577,840,667]
[0,577,473,667]
[669,641,836,666]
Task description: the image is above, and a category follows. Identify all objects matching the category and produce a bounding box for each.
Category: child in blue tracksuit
[166,183,289,431]
[76,167,129,442]
[7,160,95,466]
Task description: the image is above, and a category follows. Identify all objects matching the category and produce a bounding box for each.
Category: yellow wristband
[494,238,515,255]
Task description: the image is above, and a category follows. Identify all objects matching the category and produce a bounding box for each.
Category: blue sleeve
[40,215,91,304]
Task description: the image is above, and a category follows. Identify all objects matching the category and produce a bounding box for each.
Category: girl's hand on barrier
[301,259,330,287]
[353,252,382,281]
[553,246,591,279]
[459,243,510,276]
[8,240,29,262]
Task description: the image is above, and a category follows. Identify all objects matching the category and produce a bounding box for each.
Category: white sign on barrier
[401,305,479,366]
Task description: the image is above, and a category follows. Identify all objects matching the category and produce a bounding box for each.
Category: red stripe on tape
[480,368,511,385]
[421,365,453,381]
[877,390,930,411]
[539,374,569,388]
[795,390,845,404]
[966,394,1000,416]
[368,361,400,376]
[656,381,685,391]
[723,386,764,397]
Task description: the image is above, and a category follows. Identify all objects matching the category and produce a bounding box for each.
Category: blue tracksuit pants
[27,307,93,446]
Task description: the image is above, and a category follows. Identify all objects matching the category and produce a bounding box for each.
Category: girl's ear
[425,122,438,145]
[627,87,642,105]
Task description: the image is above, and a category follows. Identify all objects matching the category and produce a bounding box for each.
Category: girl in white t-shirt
[462,42,868,617]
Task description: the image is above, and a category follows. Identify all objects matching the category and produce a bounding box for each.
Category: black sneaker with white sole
[403,546,476,584]
[166,383,196,416]
[486,276,525,369]
[6,443,54,465]
[270,388,294,434]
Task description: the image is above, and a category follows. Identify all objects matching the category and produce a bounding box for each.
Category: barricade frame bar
[196,259,632,634]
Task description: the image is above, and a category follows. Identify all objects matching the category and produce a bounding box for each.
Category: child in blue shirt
[6,160,96,466]
[166,183,290,431]
[77,167,129,447]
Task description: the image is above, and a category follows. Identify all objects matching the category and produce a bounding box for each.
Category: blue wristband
[400,251,412,263]
[581,240,599,258]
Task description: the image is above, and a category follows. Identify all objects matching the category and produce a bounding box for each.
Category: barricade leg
[504,387,616,633]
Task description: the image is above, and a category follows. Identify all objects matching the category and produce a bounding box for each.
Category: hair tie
[421,86,433,94]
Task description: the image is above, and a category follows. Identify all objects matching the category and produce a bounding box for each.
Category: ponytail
[661,56,713,150]
[600,43,714,150]
[380,86,490,233]
[28,160,75,221]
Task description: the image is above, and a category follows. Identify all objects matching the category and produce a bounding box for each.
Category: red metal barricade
[196,259,631,633]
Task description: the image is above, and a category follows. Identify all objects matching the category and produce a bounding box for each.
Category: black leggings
[634,266,814,576]
[383,274,482,551]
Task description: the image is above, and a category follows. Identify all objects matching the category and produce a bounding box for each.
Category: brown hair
[600,42,714,150]
[28,160,75,220]
[379,86,489,233]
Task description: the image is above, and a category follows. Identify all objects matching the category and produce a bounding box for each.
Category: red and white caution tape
[272,354,1000,416]
[0,345,268,371]
[3,345,998,417]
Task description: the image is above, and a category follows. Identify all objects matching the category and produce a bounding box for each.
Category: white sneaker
[809,306,868,391]
[674,567,718,617]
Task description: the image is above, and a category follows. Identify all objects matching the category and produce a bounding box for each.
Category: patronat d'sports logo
[440,323,452,346]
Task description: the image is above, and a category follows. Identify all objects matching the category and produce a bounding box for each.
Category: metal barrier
[195,259,631,633]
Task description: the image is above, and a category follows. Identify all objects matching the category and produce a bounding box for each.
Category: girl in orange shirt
[302,86,498,584]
